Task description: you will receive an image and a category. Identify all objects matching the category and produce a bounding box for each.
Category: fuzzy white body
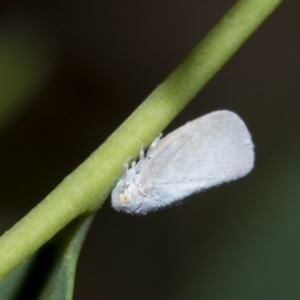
[111,110,254,215]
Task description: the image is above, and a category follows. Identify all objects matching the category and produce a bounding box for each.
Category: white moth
[111,110,254,215]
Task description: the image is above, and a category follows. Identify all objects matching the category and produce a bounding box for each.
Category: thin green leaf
[0,255,36,299]
[36,214,94,300]
[0,214,94,300]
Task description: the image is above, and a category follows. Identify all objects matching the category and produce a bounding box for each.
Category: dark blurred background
[1,1,300,299]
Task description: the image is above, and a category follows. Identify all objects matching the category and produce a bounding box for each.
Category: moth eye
[119,190,132,205]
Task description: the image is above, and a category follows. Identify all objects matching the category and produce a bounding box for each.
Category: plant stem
[0,0,282,281]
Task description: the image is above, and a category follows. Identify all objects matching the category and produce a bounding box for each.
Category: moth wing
[139,110,254,204]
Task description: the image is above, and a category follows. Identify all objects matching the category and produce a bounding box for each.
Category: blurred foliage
[0,11,59,133]
[173,143,300,300]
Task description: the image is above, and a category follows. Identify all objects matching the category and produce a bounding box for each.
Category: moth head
[119,188,132,206]
[111,179,141,213]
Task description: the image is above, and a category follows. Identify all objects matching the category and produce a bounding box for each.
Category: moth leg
[150,134,162,149]
[133,142,146,174]
[122,156,133,186]
[147,133,163,156]
[139,142,145,161]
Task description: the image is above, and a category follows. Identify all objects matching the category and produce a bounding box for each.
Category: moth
[111,110,254,214]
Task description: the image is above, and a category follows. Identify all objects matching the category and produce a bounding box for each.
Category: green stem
[0,0,282,280]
